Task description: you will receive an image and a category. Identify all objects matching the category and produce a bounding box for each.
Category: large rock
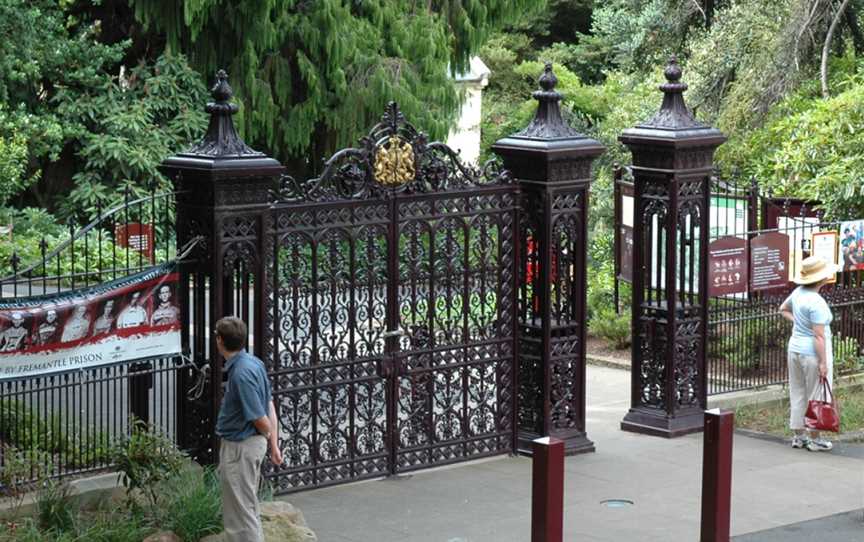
[201,500,317,542]
[260,501,308,526]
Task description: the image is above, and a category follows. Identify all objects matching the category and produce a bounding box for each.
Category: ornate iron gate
[267,104,519,492]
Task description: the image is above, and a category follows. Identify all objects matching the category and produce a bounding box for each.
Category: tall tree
[130,0,543,174]
[0,0,207,215]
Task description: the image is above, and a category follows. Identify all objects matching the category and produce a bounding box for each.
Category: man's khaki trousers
[219,435,267,542]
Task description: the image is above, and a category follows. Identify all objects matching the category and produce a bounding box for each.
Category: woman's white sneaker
[791,435,808,449]
[805,438,833,452]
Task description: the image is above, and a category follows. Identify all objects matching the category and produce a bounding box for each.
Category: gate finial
[185,69,262,157]
[513,63,582,139]
[640,55,704,130]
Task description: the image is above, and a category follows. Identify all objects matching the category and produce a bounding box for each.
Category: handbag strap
[819,376,834,403]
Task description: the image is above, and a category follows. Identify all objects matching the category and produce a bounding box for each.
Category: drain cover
[600,499,634,508]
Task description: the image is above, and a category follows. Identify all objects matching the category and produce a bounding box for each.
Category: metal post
[532,437,565,542]
[492,64,605,455]
[700,409,734,542]
[160,70,284,464]
[619,57,726,437]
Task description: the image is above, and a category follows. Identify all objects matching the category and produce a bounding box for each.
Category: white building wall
[446,57,490,166]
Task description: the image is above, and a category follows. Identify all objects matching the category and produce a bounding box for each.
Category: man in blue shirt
[214,316,283,541]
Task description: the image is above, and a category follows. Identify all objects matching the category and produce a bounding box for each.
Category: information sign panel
[750,232,789,291]
[115,223,155,263]
[708,236,747,296]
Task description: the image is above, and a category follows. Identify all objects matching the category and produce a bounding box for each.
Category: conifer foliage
[130,0,541,172]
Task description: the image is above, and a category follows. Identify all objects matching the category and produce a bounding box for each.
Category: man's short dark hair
[215,317,247,351]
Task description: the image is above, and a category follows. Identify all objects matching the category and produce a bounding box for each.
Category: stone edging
[586,354,630,370]
[0,471,123,520]
[708,373,863,410]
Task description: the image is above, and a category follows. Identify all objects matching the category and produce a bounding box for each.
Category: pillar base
[620,407,704,438]
[518,430,595,456]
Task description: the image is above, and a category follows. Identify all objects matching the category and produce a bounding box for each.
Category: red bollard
[531,437,565,542]
[700,409,735,542]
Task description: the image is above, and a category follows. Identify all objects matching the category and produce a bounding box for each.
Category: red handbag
[804,377,840,433]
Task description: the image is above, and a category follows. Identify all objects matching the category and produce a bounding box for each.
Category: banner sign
[708,236,747,297]
[750,232,790,292]
[840,220,864,271]
[0,264,181,380]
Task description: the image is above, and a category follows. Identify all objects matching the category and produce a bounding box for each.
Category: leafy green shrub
[68,505,151,542]
[833,335,863,375]
[0,519,55,542]
[258,476,275,503]
[0,508,151,542]
[709,317,788,372]
[0,207,122,281]
[721,66,864,219]
[0,131,34,207]
[111,418,186,509]
[586,231,631,320]
[0,399,62,454]
[0,399,111,470]
[709,330,756,371]
[589,307,631,350]
[62,430,112,470]
[0,445,50,520]
[157,467,223,541]
[34,480,76,534]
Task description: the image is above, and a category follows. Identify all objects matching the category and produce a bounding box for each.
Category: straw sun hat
[793,255,838,286]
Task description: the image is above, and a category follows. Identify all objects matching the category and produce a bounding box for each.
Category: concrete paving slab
[283,365,863,542]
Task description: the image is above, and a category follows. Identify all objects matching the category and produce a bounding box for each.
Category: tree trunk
[822,0,852,98]
[845,2,864,54]
[706,0,716,29]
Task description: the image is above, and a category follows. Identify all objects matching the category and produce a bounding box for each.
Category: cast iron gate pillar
[619,58,726,437]
[160,70,284,462]
[492,64,604,454]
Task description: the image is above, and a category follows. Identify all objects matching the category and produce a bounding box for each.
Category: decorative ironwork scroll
[274,102,511,202]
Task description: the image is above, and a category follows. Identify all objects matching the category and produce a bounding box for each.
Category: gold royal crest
[373,136,415,186]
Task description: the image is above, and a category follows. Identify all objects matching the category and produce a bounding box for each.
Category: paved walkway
[733,509,863,541]
[283,366,863,541]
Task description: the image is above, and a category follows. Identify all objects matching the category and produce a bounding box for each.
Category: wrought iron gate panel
[265,103,518,493]
[393,189,517,472]
[271,201,391,491]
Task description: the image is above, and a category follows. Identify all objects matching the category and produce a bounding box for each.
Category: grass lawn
[735,386,864,441]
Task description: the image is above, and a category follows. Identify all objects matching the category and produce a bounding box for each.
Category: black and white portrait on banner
[0,264,181,380]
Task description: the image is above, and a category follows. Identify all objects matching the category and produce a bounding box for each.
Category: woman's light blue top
[782,286,832,360]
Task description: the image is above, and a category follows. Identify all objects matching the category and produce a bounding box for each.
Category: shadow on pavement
[732,509,864,541]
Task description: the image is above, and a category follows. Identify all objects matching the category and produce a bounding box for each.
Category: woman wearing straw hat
[778,255,837,452]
